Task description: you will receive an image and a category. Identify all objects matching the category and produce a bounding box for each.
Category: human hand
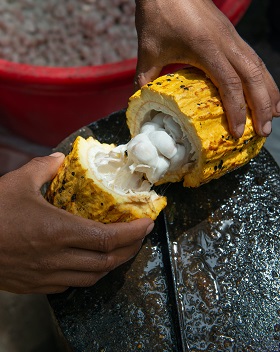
[0,153,154,294]
[135,0,280,138]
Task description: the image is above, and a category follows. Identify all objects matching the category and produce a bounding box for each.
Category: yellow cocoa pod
[45,136,167,223]
[126,67,265,187]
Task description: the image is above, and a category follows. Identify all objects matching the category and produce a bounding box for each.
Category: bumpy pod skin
[45,136,167,223]
[126,67,266,187]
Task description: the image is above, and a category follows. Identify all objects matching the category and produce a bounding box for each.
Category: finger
[24,286,69,294]
[242,71,273,137]
[38,286,69,294]
[65,216,154,252]
[42,271,109,289]
[198,54,247,138]
[228,43,278,136]
[13,153,65,189]
[40,239,143,273]
[135,60,163,90]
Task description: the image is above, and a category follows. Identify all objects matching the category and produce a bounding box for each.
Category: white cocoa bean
[143,155,169,183]
[140,121,163,135]
[163,116,183,141]
[127,133,150,151]
[151,113,165,127]
[169,144,186,170]
[129,140,158,166]
[148,131,177,159]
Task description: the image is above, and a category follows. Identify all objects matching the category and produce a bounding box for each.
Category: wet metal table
[48,110,280,352]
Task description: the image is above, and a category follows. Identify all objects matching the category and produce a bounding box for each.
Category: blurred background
[0,0,279,351]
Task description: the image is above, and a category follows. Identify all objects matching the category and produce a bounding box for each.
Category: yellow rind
[126,67,266,187]
[45,136,167,223]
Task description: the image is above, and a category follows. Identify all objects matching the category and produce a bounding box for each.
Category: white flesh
[89,113,195,194]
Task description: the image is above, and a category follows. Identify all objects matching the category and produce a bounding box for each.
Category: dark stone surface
[48,110,280,352]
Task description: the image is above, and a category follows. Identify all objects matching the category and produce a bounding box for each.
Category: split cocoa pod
[45,67,265,223]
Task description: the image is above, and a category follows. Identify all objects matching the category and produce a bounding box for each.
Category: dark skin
[135,0,280,138]
[1,0,279,295]
[0,153,154,294]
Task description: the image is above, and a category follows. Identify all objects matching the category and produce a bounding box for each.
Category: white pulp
[92,112,193,194]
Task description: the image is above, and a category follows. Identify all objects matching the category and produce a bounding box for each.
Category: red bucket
[0,0,252,146]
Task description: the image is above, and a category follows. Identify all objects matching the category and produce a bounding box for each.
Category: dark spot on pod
[101,202,104,206]
[58,186,65,193]
[147,83,153,86]
[156,82,161,85]
[218,160,223,169]
[71,171,75,176]
[71,194,77,202]
[184,87,189,90]
[214,165,218,171]
[180,85,185,88]
[61,206,66,210]
[167,78,171,81]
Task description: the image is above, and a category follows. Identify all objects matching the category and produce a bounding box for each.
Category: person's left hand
[0,153,154,294]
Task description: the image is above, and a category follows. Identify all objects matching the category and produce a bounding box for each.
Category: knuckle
[221,75,242,92]
[190,33,213,47]
[259,99,272,116]
[98,231,115,252]
[102,254,117,272]
[37,255,58,272]
[244,57,265,85]
[92,251,116,272]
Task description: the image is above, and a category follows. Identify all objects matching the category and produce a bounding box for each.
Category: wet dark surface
[48,110,280,352]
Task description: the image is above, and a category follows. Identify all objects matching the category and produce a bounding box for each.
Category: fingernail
[262,120,272,136]
[145,222,155,236]
[49,152,64,157]
[235,124,245,138]
[276,101,280,115]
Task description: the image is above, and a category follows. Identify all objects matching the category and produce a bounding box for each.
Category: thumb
[134,64,163,91]
[20,152,65,188]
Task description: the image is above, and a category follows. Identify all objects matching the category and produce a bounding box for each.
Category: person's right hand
[135,0,280,138]
[0,153,154,294]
